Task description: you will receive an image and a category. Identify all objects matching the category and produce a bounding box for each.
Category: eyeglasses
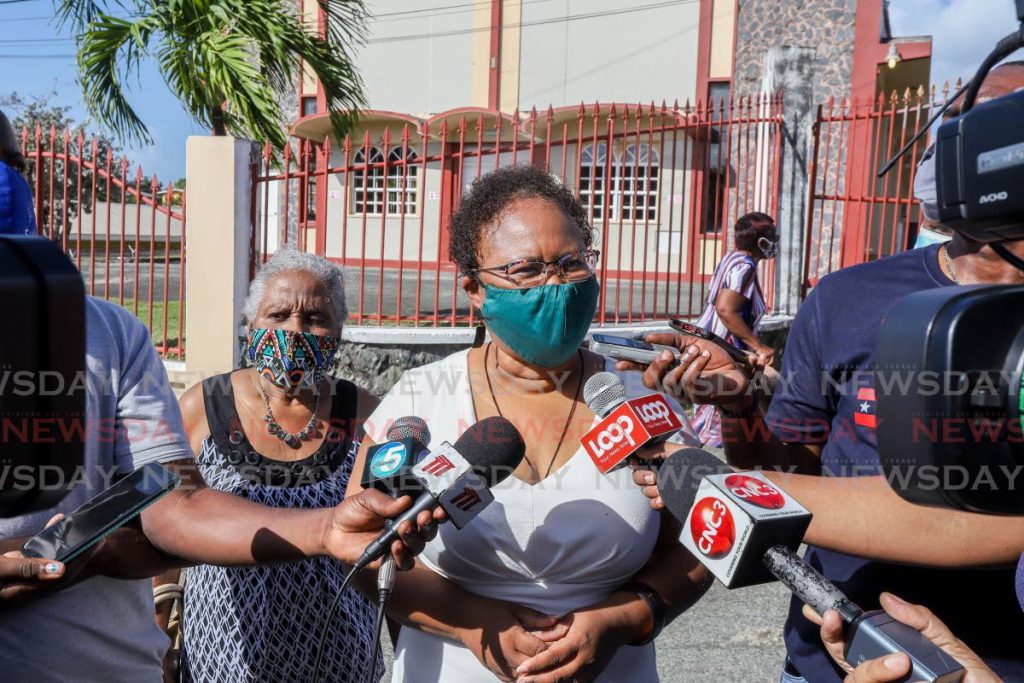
[470,249,600,289]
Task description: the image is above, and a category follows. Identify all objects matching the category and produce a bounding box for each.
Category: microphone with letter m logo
[421,454,455,477]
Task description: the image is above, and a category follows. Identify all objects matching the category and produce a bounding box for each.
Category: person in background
[169,247,385,682]
[691,211,777,447]
[351,166,709,683]
[909,144,953,249]
[0,109,37,235]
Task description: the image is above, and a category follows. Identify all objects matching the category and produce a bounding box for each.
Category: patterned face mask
[245,328,339,390]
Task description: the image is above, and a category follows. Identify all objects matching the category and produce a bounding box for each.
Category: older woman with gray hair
[163,247,384,682]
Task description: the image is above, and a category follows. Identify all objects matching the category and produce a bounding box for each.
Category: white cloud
[889,0,1021,93]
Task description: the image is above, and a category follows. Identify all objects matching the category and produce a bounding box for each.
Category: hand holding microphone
[804,593,997,683]
[350,415,526,574]
[764,547,967,683]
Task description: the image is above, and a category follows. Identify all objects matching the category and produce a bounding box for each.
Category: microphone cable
[311,564,358,682]
[363,488,401,683]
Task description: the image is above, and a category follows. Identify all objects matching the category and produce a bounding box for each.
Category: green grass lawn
[118,299,184,359]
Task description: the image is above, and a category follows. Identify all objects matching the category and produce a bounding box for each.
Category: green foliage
[59,0,368,151]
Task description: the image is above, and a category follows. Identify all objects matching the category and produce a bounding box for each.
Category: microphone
[363,417,433,596]
[659,448,811,588]
[580,372,683,473]
[350,416,525,573]
[361,416,432,495]
[763,546,965,683]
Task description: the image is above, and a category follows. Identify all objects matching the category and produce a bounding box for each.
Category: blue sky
[0,0,1017,181]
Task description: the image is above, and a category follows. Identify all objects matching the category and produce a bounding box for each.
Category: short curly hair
[448,165,594,275]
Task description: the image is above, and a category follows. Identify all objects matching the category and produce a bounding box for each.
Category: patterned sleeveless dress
[181,373,383,683]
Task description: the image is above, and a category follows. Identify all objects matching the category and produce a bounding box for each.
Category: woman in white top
[349,166,710,683]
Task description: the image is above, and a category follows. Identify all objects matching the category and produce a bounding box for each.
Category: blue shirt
[766,243,1024,682]
[0,159,36,235]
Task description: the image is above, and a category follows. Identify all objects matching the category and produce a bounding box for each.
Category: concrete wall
[516,0,701,109]
[731,0,857,315]
[357,0,478,114]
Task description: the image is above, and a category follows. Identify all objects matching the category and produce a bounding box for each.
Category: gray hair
[242,246,348,330]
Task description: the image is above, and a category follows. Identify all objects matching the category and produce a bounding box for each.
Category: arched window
[579,143,609,220]
[579,142,660,221]
[619,144,660,221]
[386,147,419,216]
[351,146,384,215]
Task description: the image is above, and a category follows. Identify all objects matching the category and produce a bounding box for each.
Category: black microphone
[763,546,965,683]
[659,448,811,588]
[350,415,525,573]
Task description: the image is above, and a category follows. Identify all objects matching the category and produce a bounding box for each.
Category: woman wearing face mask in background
[690,211,777,448]
[349,166,708,683]
[909,144,953,250]
[164,247,385,683]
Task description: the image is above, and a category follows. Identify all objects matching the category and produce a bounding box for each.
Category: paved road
[77,259,710,322]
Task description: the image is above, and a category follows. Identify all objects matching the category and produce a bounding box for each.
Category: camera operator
[0,297,440,682]
[622,62,1024,683]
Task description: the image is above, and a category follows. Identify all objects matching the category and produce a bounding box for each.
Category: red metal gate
[21,126,187,359]
[252,95,785,328]
[803,84,953,291]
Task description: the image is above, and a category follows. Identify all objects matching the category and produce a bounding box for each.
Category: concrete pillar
[183,136,257,378]
[767,46,816,317]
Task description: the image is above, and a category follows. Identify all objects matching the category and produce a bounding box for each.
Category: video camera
[0,236,85,517]
[876,2,1024,515]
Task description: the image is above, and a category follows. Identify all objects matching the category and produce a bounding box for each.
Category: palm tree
[56,0,367,150]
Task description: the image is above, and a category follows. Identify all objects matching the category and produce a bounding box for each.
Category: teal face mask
[481,277,600,367]
[913,225,952,250]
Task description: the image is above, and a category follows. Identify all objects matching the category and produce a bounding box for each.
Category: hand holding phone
[22,463,179,564]
[668,320,753,366]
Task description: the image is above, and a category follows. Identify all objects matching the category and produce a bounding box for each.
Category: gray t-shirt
[0,297,191,682]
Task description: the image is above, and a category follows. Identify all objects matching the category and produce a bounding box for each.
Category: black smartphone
[669,320,752,365]
[590,333,680,365]
[22,463,180,563]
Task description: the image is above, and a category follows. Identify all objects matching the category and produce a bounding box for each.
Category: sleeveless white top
[366,350,699,683]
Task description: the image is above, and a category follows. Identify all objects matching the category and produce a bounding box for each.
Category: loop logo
[689,497,735,558]
[725,474,785,510]
[369,442,408,478]
[588,415,637,459]
[638,400,670,423]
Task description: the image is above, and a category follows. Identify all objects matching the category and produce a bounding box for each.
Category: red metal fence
[253,95,785,327]
[21,126,186,359]
[804,84,953,290]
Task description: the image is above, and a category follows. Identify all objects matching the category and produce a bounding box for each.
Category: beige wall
[709,0,736,79]
[357,0,477,114]
[516,0,701,110]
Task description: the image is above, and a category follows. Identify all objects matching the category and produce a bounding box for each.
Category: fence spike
[546,104,554,119]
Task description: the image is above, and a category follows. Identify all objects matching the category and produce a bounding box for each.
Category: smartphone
[590,333,680,365]
[22,463,180,563]
[669,320,752,365]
